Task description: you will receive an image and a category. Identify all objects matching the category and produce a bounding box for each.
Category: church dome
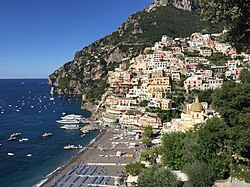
[191,97,203,112]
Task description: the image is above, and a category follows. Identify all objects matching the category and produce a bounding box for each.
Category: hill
[48,5,222,101]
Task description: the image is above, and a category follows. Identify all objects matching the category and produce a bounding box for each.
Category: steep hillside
[48,5,222,101]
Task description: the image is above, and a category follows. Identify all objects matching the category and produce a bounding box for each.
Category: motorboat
[8,136,16,141]
[60,124,79,130]
[19,138,29,142]
[7,152,14,156]
[63,145,77,150]
[8,133,21,141]
[61,114,82,120]
[27,154,32,157]
[63,144,82,150]
[42,132,52,137]
[56,119,80,124]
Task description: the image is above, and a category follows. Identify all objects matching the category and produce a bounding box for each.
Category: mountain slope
[48,5,222,101]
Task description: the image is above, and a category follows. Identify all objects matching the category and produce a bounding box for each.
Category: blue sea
[0,79,99,187]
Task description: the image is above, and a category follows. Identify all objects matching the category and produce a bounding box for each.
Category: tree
[198,0,250,50]
[161,131,188,170]
[140,146,163,163]
[144,125,153,138]
[197,118,231,179]
[142,137,152,148]
[212,81,250,124]
[140,100,149,107]
[137,165,183,187]
[239,68,250,83]
[183,161,215,187]
[125,162,145,176]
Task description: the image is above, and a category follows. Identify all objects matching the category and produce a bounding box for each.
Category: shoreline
[37,129,106,187]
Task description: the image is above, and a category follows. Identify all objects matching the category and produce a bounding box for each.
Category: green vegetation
[186,89,213,105]
[160,72,250,183]
[183,161,215,187]
[139,100,149,107]
[142,126,153,148]
[125,162,145,176]
[113,6,222,46]
[137,165,183,187]
[239,68,250,84]
[142,137,152,148]
[207,53,231,66]
[144,125,153,138]
[86,79,109,102]
[58,75,71,89]
[157,109,181,122]
[140,146,162,163]
[198,0,250,51]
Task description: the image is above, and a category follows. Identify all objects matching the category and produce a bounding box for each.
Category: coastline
[37,129,105,187]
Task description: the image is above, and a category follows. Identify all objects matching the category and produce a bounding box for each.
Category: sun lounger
[56,174,65,183]
[72,175,80,183]
[103,176,110,185]
[62,175,71,183]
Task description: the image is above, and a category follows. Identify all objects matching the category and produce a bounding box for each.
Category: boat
[81,134,85,137]
[42,132,52,137]
[19,138,29,142]
[12,133,21,136]
[7,153,14,156]
[61,114,82,120]
[8,136,16,141]
[27,154,32,157]
[49,97,54,101]
[8,133,21,141]
[60,124,79,130]
[63,145,77,150]
[56,119,80,124]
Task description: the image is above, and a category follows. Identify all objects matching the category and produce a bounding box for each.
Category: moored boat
[56,119,80,124]
[19,138,29,142]
[7,152,14,156]
[60,124,79,130]
[42,132,52,137]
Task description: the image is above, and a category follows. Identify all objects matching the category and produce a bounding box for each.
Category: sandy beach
[40,128,145,187]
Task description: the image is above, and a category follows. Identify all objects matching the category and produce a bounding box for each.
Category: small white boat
[8,136,16,141]
[56,119,80,124]
[60,124,79,130]
[8,153,14,156]
[42,132,52,137]
[81,134,86,137]
[61,114,82,120]
[27,154,32,157]
[19,138,29,142]
[63,145,77,150]
[8,133,21,141]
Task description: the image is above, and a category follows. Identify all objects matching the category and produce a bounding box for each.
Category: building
[138,114,162,129]
[184,76,203,92]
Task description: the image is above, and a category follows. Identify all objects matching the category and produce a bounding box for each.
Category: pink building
[138,115,162,129]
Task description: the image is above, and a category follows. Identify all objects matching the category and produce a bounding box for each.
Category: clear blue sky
[0,0,152,78]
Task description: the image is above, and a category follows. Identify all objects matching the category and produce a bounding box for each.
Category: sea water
[0,79,99,187]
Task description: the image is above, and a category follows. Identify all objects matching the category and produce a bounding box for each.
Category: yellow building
[160,99,172,110]
[147,76,171,99]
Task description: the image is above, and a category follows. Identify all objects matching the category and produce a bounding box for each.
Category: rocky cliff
[48,3,221,101]
[147,0,197,11]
